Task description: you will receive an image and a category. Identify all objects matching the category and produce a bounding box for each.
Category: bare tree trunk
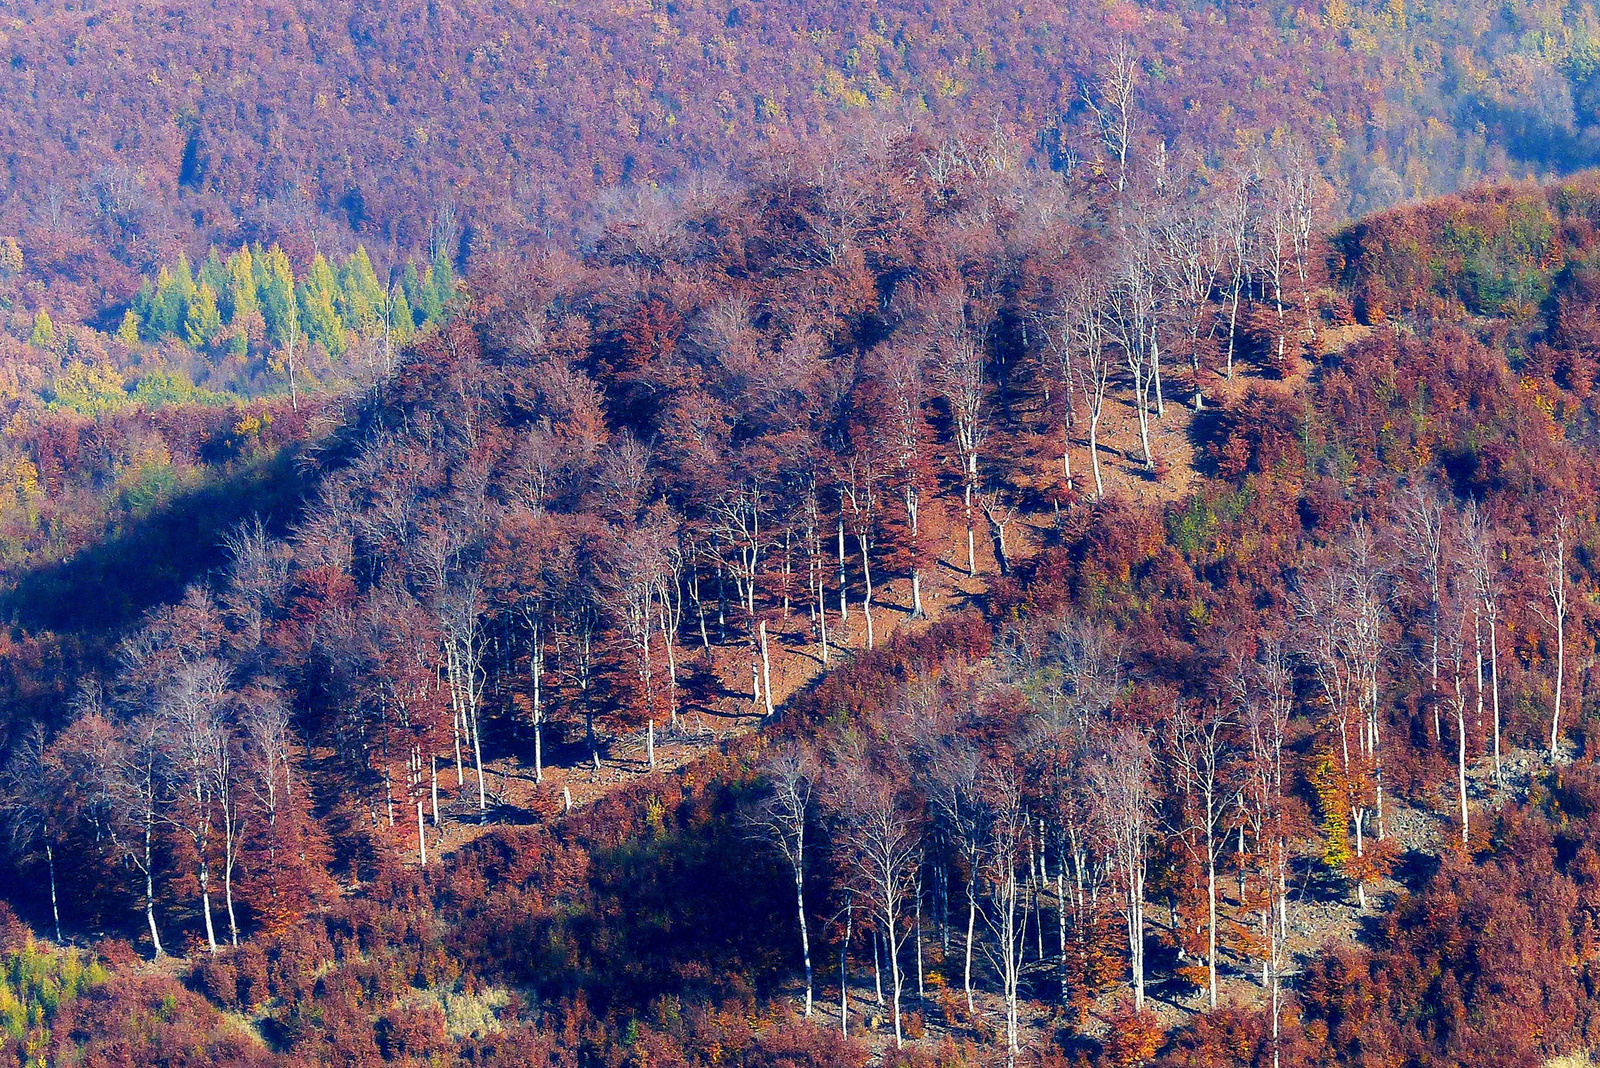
[418,801,427,864]
[470,707,486,810]
[796,868,813,1016]
[872,930,884,1006]
[964,883,977,1014]
[453,711,465,786]
[914,865,925,1001]
[46,843,61,943]
[1057,867,1068,1004]
[857,534,875,648]
[1553,615,1565,762]
[532,629,545,782]
[145,865,163,957]
[1474,606,1485,737]
[1226,274,1242,381]
[200,862,219,953]
[1150,323,1165,418]
[887,917,904,1048]
[1489,612,1502,782]
[759,621,775,718]
[1207,833,1218,1008]
[840,904,852,1036]
[1456,688,1470,844]
[139,811,164,958]
[1088,409,1104,496]
[224,834,239,946]
[964,469,977,577]
[816,565,829,664]
[1130,352,1154,471]
[907,486,925,619]
[837,517,849,624]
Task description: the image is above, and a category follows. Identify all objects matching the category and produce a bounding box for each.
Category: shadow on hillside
[1187,407,1227,480]
[0,446,310,640]
[1390,846,1440,895]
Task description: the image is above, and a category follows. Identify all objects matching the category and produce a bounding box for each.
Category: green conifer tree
[412,265,442,325]
[258,245,299,350]
[29,309,55,348]
[429,248,457,319]
[198,247,228,298]
[297,253,346,355]
[223,247,259,325]
[184,283,222,347]
[389,287,416,340]
[131,280,157,340]
[337,245,385,335]
[118,308,141,346]
[401,260,426,320]
[149,267,179,336]
[153,256,197,338]
[250,242,269,292]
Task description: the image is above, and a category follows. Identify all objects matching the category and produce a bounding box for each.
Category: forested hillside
[9,101,1600,1066]
[6,0,1600,326]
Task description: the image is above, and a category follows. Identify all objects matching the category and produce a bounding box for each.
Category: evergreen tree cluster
[122,245,457,358]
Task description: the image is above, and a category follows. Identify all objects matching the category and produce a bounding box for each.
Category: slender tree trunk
[1089,410,1104,496]
[1004,873,1020,1068]
[964,884,976,1014]
[532,635,545,782]
[963,466,977,577]
[759,621,775,718]
[1489,612,1502,783]
[914,865,925,1001]
[840,904,852,1036]
[888,917,904,1048]
[1552,611,1566,762]
[837,517,848,623]
[1474,607,1485,741]
[453,711,465,786]
[145,867,163,957]
[693,566,710,653]
[663,623,679,728]
[587,705,600,777]
[908,487,924,619]
[224,837,239,946]
[795,869,813,1016]
[1150,323,1165,418]
[1352,807,1368,909]
[1062,409,1075,491]
[1206,837,1218,1009]
[873,930,884,1006]
[857,534,875,649]
[1456,692,1470,844]
[200,861,219,953]
[383,760,395,827]
[816,565,829,664]
[1132,359,1154,470]
[1130,875,1145,1010]
[418,801,427,864]
[471,706,486,810]
[1057,867,1069,1004]
[1226,276,1242,380]
[46,843,61,943]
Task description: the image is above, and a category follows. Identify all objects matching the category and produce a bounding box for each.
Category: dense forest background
[11,1,1600,1067]
[6,0,1600,317]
